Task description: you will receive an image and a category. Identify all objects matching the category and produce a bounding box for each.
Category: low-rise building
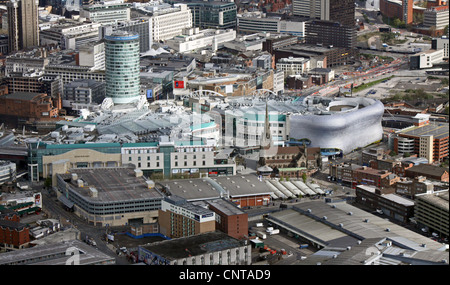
[409,49,444,69]
[276,56,310,78]
[137,230,251,265]
[352,166,400,189]
[62,79,106,108]
[396,176,449,199]
[0,239,115,265]
[405,164,449,182]
[0,92,62,128]
[0,219,30,250]
[355,184,415,223]
[432,36,450,59]
[166,28,236,53]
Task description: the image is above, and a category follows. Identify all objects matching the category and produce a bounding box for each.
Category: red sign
[174,81,184,88]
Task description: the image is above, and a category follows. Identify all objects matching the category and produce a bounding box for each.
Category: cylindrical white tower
[105,31,140,105]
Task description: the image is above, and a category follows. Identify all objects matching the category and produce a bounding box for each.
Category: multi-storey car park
[55,167,164,227]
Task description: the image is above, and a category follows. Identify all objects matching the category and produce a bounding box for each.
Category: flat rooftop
[399,123,449,139]
[417,190,449,211]
[0,239,115,265]
[160,174,275,202]
[267,201,448,251]
[203,198,246,216]
[139,231,245,260]
[59,168,164,203]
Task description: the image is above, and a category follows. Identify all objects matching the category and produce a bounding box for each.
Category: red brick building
[352,166,400,188]
[0,219,30,250]
[380,0,414,24]
[0,92,62,128]
[405,164,449,182]
[206,199,248,240]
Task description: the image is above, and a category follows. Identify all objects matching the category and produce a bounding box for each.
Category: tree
[44,177,52,188]
[302,172,307,183]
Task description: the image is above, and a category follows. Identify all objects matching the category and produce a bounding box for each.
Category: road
[41,189,130,265]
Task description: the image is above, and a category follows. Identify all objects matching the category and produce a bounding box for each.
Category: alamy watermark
[65,246,80,265]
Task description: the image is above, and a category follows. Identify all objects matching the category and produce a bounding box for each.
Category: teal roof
[46,143,121,149]
[190,122,216,131]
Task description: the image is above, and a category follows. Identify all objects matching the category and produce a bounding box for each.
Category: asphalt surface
[41,187,131,265]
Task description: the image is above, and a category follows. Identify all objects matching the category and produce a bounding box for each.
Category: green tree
[44,177,52,188]
[302,173,307,183]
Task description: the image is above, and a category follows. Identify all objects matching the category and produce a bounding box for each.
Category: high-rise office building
[187,1,237,30]
[6,0,40,53]
[293,0,357,64]
[292,0,354,26]
[104,31,141,105]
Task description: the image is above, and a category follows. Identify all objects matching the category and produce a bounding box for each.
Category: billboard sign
[174,81,184,88]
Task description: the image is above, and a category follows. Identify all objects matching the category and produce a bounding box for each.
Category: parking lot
[248,220,318,265]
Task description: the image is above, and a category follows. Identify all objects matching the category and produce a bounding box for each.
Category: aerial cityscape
[0,0,448,270]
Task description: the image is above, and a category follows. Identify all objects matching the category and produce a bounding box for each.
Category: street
[41,188,130,265]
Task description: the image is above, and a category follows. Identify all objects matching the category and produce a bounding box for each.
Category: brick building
[395,176,448,199]
[355,184,415,223]
[0,92,62,128]
[380,0,414,24]
[258,145,321,170]
[206,198,248,240]
[0,216,30,250]
[352,166,400,189]
[404,164,449,182]
[158,196,216,239]
[393,123,449,163]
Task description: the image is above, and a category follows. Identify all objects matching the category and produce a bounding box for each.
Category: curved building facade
[289,97,384,154]
[218,96,384,154]
[105,31,140,104]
